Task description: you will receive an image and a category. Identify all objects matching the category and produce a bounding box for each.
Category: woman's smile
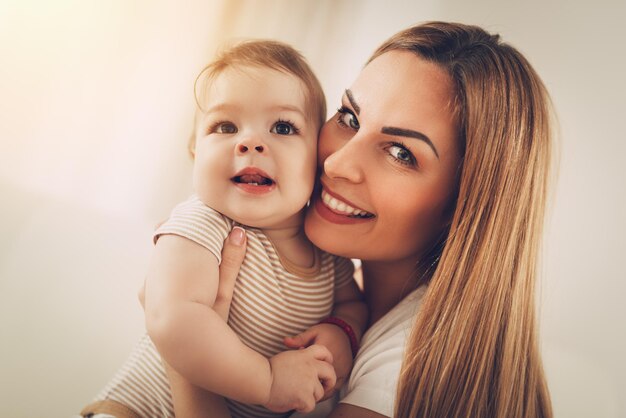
[321,189,374,218]
[312,182,376,225]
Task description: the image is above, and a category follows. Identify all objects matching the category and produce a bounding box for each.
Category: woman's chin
[304,210,355,258]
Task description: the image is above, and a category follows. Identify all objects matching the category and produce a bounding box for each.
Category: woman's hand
[212,227,246,320]
[284,323,354,399]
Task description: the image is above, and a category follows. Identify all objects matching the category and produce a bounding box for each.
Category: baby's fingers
[316,357,337,393]
[313,380,325,403]
[307,344,334,365]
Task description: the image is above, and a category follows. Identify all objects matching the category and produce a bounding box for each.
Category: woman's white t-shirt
[294,285,427,417]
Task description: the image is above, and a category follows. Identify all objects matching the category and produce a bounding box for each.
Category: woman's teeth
[321,189,373,218]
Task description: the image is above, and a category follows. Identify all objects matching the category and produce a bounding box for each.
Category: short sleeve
[153,195,232,263]
[339,341,403,416]
[333,256,355,290]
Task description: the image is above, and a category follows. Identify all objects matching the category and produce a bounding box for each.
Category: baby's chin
[206,202,306,231]
[229,209,307,231]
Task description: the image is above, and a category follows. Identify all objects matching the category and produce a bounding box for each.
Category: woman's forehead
[349,51,459,151]
[354,51,455,109]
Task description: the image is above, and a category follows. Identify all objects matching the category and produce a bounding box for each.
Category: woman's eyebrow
[381,126,440,159]
[345,89,360,115]
[345,88,439,158]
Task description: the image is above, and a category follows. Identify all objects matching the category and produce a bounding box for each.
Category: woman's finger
[216,227,247,300]
[283,328,317,349]
[213,227,247,321]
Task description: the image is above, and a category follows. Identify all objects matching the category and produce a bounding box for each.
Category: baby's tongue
[240,174,267,184]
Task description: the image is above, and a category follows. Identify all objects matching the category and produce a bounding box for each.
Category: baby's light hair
[189,40,326,156]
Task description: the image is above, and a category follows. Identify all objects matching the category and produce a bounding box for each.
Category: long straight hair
[369,22,553,417]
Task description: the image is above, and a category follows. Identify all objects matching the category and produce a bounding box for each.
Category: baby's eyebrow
[269,105,306,117]
[204,102,238,113]
[204,103,306,121]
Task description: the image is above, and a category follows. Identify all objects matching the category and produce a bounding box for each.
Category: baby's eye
[210,122,238,134]
[271,120,299,135]
[336,107,360,130]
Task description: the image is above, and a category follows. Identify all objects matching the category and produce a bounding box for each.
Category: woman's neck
[361,257,425,324]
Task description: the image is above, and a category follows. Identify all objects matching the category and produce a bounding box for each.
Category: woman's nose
[236,135,266,155]
[322,139,365,183]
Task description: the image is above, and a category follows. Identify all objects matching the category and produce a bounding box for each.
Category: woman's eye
[337,107,360,130]
[210,122,237,134]
[271,121,299,135]
[387,143,417,166]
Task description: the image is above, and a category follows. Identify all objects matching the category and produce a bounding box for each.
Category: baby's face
[193,65,318,229]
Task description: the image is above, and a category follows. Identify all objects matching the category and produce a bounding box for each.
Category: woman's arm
[327,403,387,418]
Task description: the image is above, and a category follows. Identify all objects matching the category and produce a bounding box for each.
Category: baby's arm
[144,234,272,404]
[166,361,231,418]
[162,229,247,418]
[138,227,246,418]
[144,234,335,413]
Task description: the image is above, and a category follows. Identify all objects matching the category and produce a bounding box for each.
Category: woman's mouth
[320,189,374,218]
[313,187,374,225]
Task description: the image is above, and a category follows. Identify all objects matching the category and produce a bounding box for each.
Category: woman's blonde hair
[370,22,554,417]
[189,40,326,155]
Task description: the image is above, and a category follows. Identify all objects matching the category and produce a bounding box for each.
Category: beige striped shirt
[81,195,354,418]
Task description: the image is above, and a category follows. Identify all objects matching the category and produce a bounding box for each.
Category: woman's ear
[440,192,458,230]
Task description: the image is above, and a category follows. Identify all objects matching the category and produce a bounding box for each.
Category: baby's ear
[137,278,146,309]
[188,133,196,159]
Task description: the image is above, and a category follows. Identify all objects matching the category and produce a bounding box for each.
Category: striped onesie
[81,195,354,418]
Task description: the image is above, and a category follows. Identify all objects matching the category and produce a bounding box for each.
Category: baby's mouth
[232,173,274,186]
[231,167,275,187]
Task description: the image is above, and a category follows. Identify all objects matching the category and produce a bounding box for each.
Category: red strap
[319,316,359,358]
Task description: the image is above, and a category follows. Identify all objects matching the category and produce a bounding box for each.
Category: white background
[1,0,624,417]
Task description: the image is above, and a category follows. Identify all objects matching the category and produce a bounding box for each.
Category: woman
[217,21,553,418]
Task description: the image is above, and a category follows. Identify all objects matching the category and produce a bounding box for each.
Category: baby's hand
[284,324,353,399]
[264,345,336,413]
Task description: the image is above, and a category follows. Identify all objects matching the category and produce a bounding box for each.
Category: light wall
[1,1,624,417]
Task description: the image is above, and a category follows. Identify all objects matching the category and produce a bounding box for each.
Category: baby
[80,40,366,418]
